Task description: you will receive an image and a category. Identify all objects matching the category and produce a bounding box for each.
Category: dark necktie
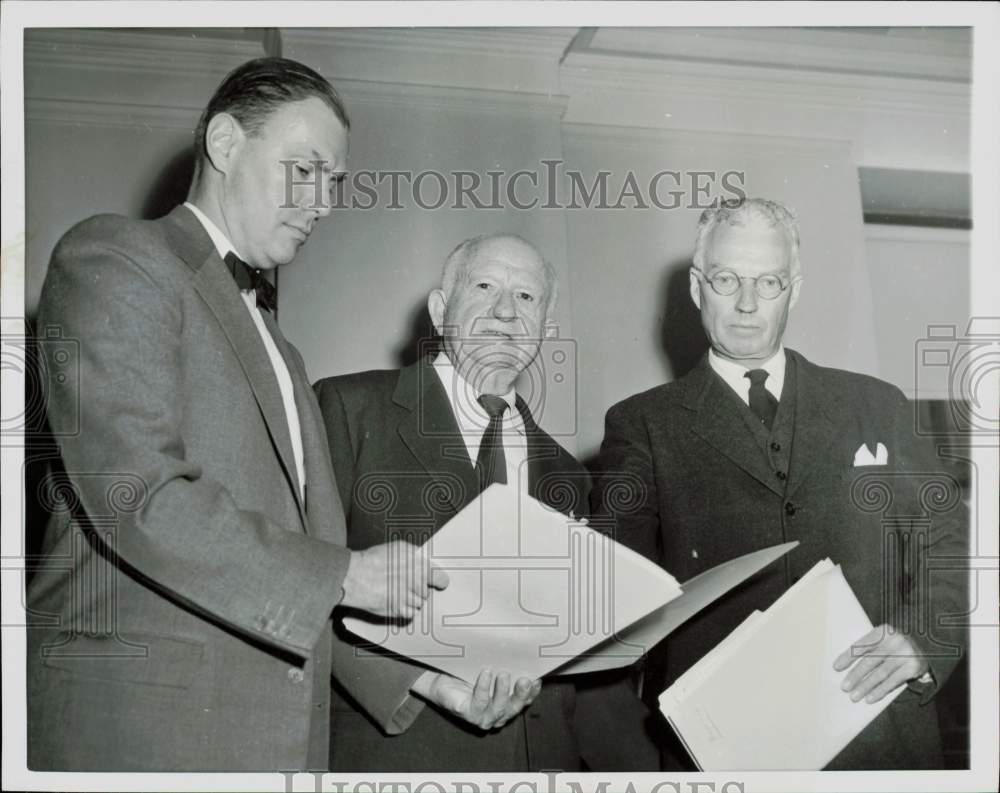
[225,251,277,313]
[745,368,778,431]
[475,394,508,490]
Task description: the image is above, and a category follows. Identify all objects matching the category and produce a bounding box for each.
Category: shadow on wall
[581,256,708,474]
[395,300,441,368]
[657,256,709,382]
[142,147,196,221]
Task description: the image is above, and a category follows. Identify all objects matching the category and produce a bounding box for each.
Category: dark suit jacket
[590,349,967,770]
[315,359,652,772]
[27,206,352,770]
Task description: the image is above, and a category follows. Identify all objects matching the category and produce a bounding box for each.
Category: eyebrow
[292,149,337,173]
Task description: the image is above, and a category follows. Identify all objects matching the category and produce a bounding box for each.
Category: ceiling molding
[559,53,970,117]
[582,27,971,84]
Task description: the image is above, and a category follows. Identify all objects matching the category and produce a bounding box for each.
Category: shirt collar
[431,352,522,434]
[184,201,246,263]
[708,345,786,401]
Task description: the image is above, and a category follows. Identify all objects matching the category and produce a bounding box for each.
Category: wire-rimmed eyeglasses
[692,267,798,300]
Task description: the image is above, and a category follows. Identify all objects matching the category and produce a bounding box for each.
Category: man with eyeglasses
[590,197,966,770]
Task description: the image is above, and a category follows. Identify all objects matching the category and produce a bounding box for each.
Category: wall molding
[281,27,572,96]
[562,122,853,160]
[560,53,970,117]
[24,28,266,80]
[282,27,575,60]
[25,97,200,132]
[335,77,568,119]
[864,223,972,245]
[583,27,971,84]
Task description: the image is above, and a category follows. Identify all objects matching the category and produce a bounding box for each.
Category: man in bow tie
[313,233,659,772]
[590,197,967,769]
[28,57,446,771]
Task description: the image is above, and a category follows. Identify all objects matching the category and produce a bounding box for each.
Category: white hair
[440,233,558,312]
[693,197,801,279]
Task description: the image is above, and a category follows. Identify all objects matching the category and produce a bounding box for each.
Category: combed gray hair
[440,233,558,312]
[693,197,801,278]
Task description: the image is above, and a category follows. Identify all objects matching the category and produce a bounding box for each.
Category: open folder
[343,484,798,683]
[658,559,903,771]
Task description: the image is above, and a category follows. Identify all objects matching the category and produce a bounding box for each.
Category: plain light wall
[25,121,198,315]
[560,127,877,459]
[864,225,972,400]
[276,93,578,448]
[24,28,265,317]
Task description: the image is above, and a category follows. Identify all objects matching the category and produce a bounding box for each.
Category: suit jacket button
[770,441,781,452]
[785,502,796,516]
[287,667,305,683]
[775,470,787,481]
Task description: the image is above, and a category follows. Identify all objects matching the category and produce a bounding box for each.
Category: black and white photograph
[1,2,997,792]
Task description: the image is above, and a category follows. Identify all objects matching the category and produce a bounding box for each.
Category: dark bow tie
[224,251,277,313]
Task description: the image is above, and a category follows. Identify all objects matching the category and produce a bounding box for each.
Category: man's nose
[735,279,758,312]
[492,290,517,319]
[311,176,333,219]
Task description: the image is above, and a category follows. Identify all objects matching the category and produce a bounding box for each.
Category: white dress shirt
[709,346,786,405]
[184,202,306,500]
[431,351,529,492]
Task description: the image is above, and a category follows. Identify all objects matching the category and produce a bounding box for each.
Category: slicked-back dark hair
[192,56,350,182]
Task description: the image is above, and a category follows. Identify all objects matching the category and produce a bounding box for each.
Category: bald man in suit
[315,234,659,771]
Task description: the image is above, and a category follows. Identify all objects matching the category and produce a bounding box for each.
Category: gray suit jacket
[27,205,351,770]
[591,350,967,770]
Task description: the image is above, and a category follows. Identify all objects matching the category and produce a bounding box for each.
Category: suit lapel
[161,206,304,524]
[785,350,839,499]
[394,360,479,515]
[518,398,567,501]
[288,350,346,543]
[684,356,784,496]
[260,309,347,537]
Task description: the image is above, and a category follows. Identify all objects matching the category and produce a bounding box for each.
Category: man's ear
[789,278,802,310]
[689,268,702,310]
[427,289,447,335]
[204,113,244,176]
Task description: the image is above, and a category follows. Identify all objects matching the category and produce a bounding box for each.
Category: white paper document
[555,539,800,675]
[344,484,681,682]
[343,485,798,684]
[658,560,903,771]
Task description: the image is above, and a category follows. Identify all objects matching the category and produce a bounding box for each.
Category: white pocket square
[854,442,888,466]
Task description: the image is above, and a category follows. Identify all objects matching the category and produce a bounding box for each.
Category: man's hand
[410,668,541,731]
[340,540,449,619]
[833,624,929,704]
